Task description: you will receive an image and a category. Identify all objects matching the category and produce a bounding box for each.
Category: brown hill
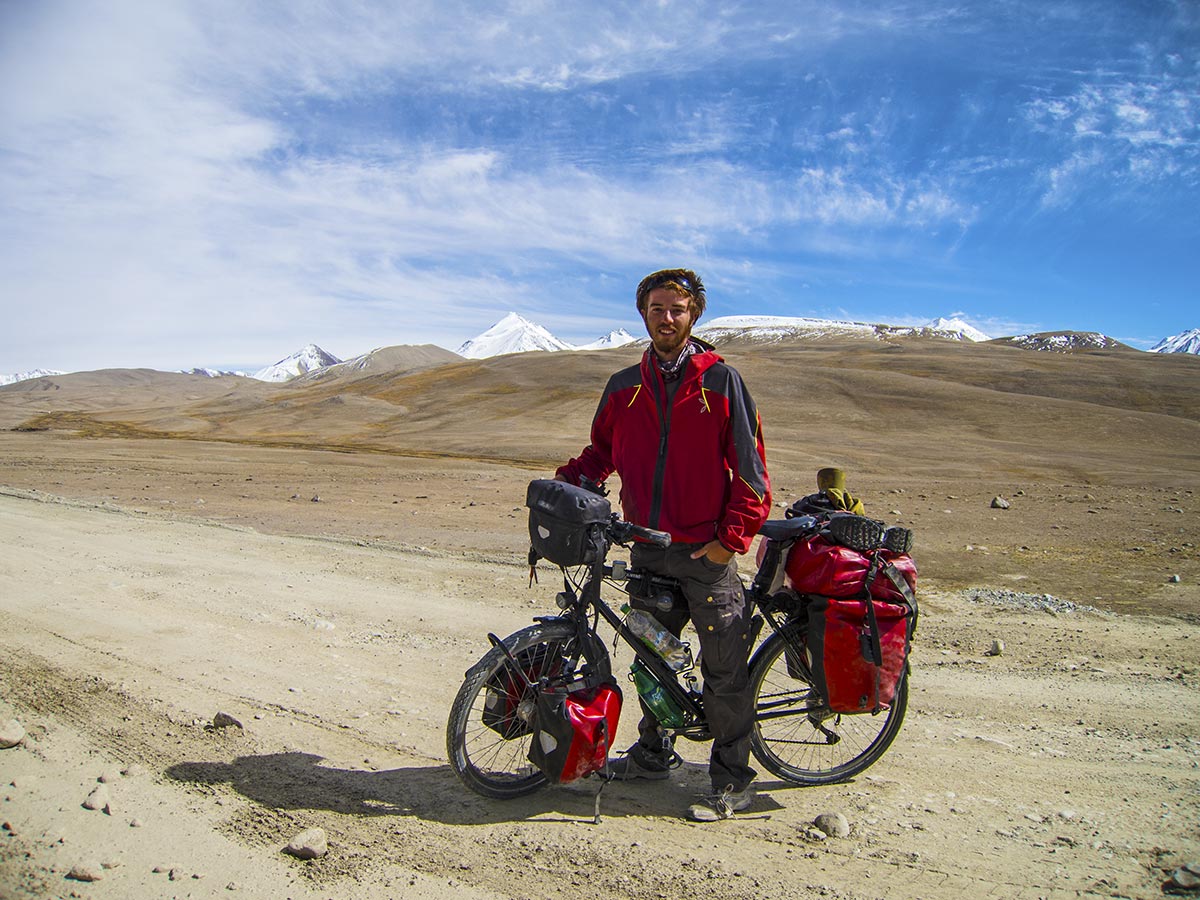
[987,330,1135,353]
[3,336,1197,614]
[293,343,462,385]
[5,338,1199,480]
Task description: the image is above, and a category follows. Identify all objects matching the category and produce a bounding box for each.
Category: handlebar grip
[630,524,672,548]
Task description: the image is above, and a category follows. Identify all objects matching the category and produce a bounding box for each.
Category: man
[555,268,771,821]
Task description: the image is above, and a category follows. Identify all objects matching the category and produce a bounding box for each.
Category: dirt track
[2,479,1198,900]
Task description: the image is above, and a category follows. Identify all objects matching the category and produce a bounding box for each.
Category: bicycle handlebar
[607,517,672,549]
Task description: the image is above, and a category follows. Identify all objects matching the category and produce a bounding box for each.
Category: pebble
[83,784,110,812]
[813,811,850,838]
[1169,574,1181,584]
[991,496,1011,509]
[284,827,328,859]
[965,589,1103,616]
[0,719,25,750]
[121,763,147,778]
[985,639,1004,657]
[98,768,122,784]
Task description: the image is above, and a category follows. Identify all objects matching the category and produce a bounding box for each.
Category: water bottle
[630,660,685,727]
[621,604,692,671]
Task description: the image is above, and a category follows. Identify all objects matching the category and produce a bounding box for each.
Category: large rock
[67,862,105,882]
[83,784,110,811]
[0,719,25,749]
[211,712,244,729]
[813,811,851,838]
[284,827,328,860]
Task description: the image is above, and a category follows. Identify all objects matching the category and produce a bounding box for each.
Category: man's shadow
[166,752,783,824]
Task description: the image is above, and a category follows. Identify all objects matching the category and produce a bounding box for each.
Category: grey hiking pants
[628,541,757,793]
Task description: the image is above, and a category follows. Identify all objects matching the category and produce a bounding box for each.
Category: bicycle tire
[748,628,907,785]
[446,621,609,799]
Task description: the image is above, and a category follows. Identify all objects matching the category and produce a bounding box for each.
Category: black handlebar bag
[526,479,611,567]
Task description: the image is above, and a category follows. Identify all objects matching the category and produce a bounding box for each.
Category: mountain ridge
[5,316,1197,387]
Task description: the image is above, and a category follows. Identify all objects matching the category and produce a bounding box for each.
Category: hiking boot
[608,742,674,781]
[687,785,756,822]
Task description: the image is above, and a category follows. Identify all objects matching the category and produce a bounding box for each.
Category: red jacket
[557,340,771,555]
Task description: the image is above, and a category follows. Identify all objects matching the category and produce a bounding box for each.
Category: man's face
[642,287,695,358]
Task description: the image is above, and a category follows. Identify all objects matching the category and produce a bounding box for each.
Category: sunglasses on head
[638,273,695,301]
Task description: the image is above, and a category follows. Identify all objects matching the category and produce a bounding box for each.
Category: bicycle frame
[447,506,911,799]
[541,522,820,742]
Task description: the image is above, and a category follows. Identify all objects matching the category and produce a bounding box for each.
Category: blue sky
[1,1,1197,373]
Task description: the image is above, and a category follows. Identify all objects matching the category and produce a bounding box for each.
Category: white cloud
[1,0,1194,372]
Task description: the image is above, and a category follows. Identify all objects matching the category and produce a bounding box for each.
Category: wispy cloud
[1023,51,1200,206]
[1,1,1197,371]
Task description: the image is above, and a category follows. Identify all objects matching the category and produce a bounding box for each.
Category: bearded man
[555,268,771,821]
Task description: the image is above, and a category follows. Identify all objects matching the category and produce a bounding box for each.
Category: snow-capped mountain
[577,329,639,351]
[921,317,992,342]
[180,367,247,377]
[457,313,575,359]
[992,331,1128,353]
[295,344,462,382]
[0,368,65,387]
[251,344,342,382]
[696,315,879,343]
[1151,328,1200,355]
[694,314,991,345]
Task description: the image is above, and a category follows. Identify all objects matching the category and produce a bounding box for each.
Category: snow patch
[252,345,342,382]
[0,369,66,386]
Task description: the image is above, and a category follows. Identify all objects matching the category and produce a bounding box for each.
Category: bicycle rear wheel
[749,629,907,785]
[446,621,608,799]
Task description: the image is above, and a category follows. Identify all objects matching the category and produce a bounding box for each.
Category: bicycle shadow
[165,752,787,825]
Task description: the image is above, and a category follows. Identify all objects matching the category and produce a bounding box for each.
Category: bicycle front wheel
[446,621,608,799]
[749,629,908,785]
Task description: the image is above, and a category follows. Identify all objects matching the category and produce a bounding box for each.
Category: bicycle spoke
[447,622,607,799]
[750,630,907,785]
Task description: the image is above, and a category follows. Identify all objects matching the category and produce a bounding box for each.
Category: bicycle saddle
[758,516,818,542]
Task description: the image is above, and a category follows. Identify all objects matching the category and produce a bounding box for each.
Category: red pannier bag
[785,534,917,601]
[527,681,623,784]
[806,590,913,713]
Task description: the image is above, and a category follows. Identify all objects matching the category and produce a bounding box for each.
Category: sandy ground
[1,434,1198,900]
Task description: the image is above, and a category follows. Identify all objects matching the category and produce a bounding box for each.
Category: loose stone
[0,720,25,750]
[284,827,328,859]
[83,784,110,811]
[813,811,851,838]
[67,862,105,882]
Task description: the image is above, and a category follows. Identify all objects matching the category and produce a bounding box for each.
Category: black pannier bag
[481,642,568,739]
[526,479,611,567]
